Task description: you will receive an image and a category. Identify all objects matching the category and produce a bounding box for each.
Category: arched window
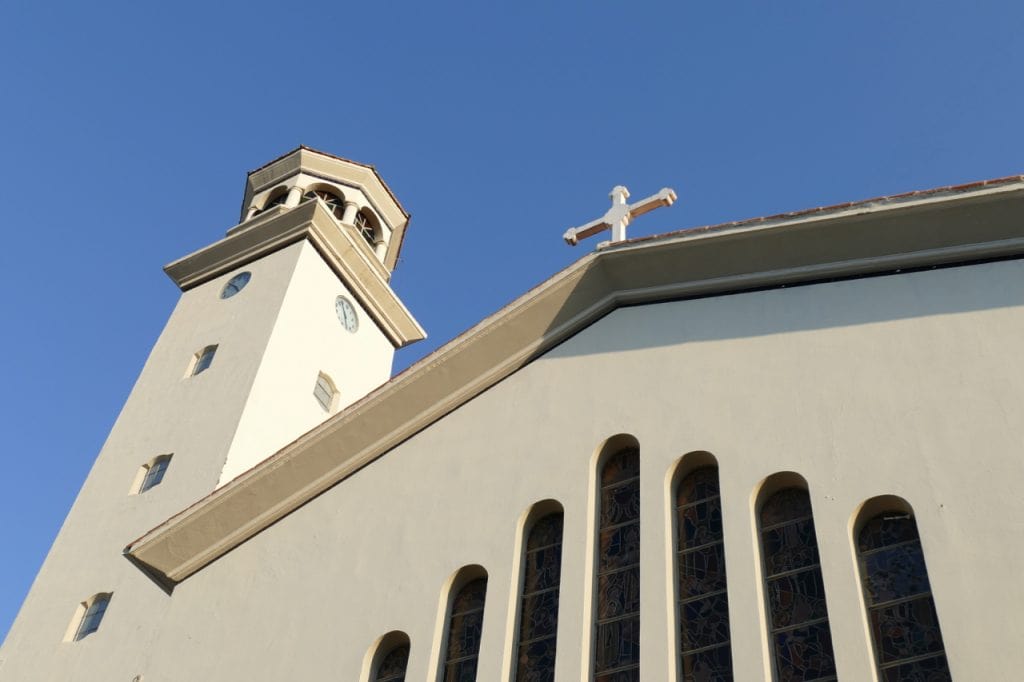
[137,454,172,494]
[354,209,378,248]
[675,464,732,680]
[374,638,409,679]
[313,372,337,412]
[253,187,288,216]
[857,506,950,680]
[514,507,564,681]
[594,445,641,680]
[71,593,111,641]
[759,486,837,681]
[443,573,487,681]
[303,188,346,221]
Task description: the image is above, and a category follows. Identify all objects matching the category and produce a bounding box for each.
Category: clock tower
[1,148,425,675]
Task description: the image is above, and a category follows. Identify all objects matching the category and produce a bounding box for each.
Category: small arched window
[303,188,346,221]
[254,187,289,216]
[354,209,378,248]
[190,345,217,376]
[593,444,641,680]
[71,593,111,641]
[676,464,733,679]
[514,507,564,681]
[442,574,488,681]
[137,454,172,494]
[313,372,337,412]
[373,639,410,681]
[759,486,837,680]
[858,507,951,680]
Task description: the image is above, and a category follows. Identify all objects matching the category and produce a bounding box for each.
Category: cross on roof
[563,185,678,247]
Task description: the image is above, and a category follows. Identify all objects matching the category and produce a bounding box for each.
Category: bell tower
[0,148,425,680]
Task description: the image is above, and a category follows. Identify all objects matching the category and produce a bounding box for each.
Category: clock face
[335,296,359,332]
[220,271,252,299]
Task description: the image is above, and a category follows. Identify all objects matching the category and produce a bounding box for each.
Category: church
[2,146,1022,681]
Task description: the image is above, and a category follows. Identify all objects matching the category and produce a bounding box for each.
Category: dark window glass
[858,512,951,681]
[594,447,640,680]
[355,210,376,246]
[515,512,563,682]
[375,643,409,682]
[192,345,217,375]
[760,488,836,681]
[75,594,110,640]
[140,456,171,493]
[444,578,487,682]
[676,467,733,681]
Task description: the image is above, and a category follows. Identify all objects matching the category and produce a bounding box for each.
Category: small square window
[190,345,218,376]
[70,593,111,641]
[138,455,171,493]
[313,373,337,412]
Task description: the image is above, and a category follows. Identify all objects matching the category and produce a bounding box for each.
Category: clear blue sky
[2,0,1023,642]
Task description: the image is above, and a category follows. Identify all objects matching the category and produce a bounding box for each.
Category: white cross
[563,185,678,247]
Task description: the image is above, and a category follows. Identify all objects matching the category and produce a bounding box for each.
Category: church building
[3,146,1023,681]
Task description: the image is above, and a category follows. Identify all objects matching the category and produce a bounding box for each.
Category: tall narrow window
[73,593,111,641]
[443,576,487,681]
[191,345,217,376]
[354,209,377,247]
[515,509,564,681]
[594,446,640,681]
[676,466,732,680]
[760,487,836,681]
[139,455,172,493]
[375,644,410,681]
[858,508,951,681]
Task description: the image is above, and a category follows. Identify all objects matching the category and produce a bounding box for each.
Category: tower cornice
[164,200,426,348]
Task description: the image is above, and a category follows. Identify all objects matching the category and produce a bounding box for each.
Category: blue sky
[2,0,1023,642]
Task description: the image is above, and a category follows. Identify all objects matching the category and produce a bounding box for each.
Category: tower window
[220,271,251,299]
[354,210,377,248]
[303,188,346,221]
[190,345,217,376]
[253,187,288,216]
[70,593,111,641]
[137,455,172,494]
[313,372,337,412]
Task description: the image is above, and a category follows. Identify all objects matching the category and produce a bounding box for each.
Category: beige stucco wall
[219,241,394,484]
[5,258,1023,681]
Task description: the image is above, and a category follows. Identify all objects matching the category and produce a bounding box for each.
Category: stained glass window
[75,594,110,641]
[594,447,640,682]
[676,467,733,681]
[375,643,409,682]
[514,512,563,682]
[858,512,951,681]
[443,577,487,682]
[760,487,837,681]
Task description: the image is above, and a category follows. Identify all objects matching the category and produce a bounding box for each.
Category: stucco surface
[13,259,1016,681]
